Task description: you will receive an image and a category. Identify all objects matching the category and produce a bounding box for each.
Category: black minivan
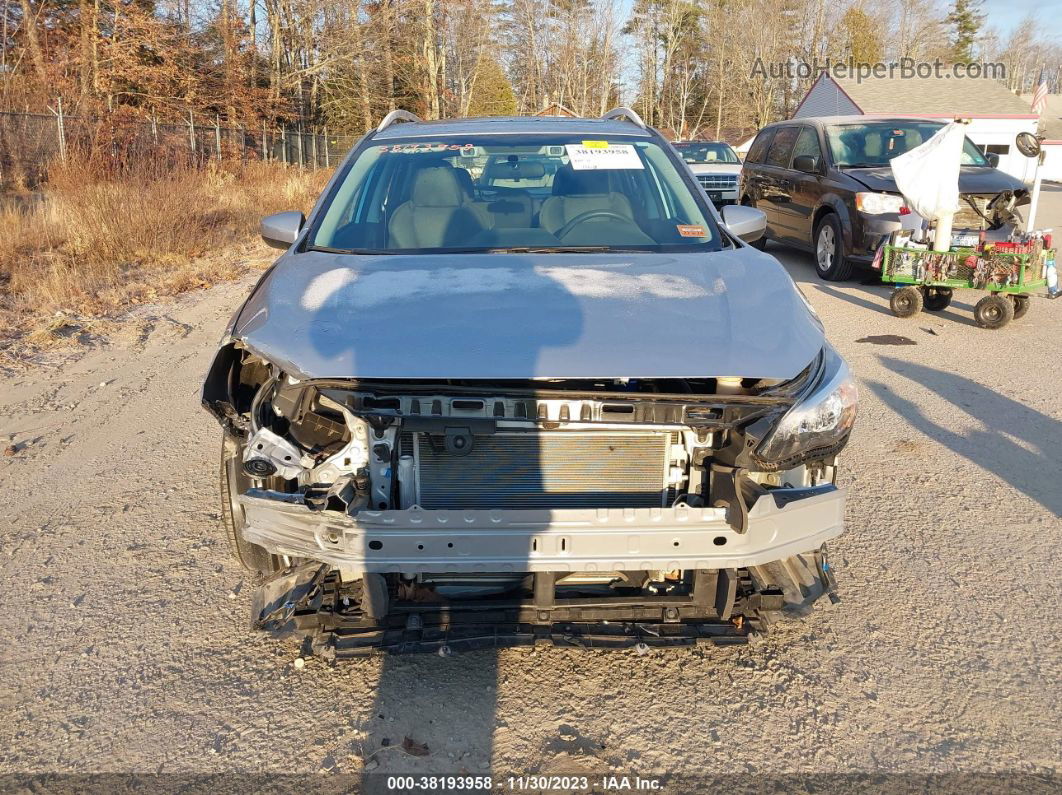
[739,115,1029,280]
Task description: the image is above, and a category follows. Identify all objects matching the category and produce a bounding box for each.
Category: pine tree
[465,54,518,117]
[947,0,984,63]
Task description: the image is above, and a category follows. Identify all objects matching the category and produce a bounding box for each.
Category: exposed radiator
[953,195,990,231]
[407,431,670,510]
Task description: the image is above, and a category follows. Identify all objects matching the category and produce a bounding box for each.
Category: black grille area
[411,432,669,509]
[697,174,737,190]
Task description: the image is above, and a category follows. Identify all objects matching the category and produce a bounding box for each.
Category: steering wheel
[555,209,632,240]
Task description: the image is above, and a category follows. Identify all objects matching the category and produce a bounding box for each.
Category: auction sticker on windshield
[565,143,643,170]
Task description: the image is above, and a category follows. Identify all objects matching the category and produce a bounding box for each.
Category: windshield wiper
[307,245,393,255]
[839,163,886,169]
[485,246,618,253]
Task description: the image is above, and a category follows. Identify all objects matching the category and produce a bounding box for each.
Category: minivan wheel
[813,214,854,281]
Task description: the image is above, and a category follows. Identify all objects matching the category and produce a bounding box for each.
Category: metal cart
[881,244,1052,329]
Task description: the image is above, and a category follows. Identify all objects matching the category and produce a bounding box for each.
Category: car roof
[762,115,949,129]
[372,115,655,140]
[673,140,731,145]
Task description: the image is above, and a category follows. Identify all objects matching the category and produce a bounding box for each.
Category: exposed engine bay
[958,190,1027,232]
[204,342,853,656]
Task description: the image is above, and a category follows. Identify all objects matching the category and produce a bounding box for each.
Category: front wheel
[889,286,923,317]
[220,434,283,577]
[813,214,854,281]
[974,294,1014,329]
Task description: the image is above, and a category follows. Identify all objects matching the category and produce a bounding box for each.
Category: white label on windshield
[564,143,643,170]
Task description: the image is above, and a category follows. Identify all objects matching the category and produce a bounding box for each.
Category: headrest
[452,167,475,197]
[864,134,882,158]
[484,160,546,181]
[412,167,464,207]
[552,166,612,196]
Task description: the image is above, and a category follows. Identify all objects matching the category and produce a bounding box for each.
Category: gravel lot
[0,196,1059,790]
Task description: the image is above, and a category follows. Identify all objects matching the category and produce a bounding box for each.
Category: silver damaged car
[202,109,859,656]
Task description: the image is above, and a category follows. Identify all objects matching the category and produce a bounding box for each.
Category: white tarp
[887,122,972,219]
[889,122,966,221]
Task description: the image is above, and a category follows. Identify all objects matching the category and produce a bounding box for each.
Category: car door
[785,125,827,245]
[756,126,800,241]
[739,127,774,204]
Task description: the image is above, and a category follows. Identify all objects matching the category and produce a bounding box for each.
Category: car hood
[687,163,742,175]
[231,249,824,381]
[844,165,1027,195]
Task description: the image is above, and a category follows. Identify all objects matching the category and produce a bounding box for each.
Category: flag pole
[1026,149,1044,233]
[1026,63,1048,233]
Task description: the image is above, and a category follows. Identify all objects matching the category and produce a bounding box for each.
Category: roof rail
[376,109,422,134]
[601,107,646,129]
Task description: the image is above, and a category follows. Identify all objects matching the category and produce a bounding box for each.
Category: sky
[980,0,1062,37]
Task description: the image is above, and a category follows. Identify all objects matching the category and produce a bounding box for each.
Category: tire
[1010,293,1030,320]
[889,286,923,317]
[813,213,854,281]
[220,434,283,577]
[974,294,1014,329]
[922,287,952,311]
[741,197,768,250]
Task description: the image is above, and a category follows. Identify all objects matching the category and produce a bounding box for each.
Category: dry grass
[0,158,329,341]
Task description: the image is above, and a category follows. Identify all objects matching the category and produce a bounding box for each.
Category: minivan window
[791,127,823,167]
[310,135,722,253]
[764,127,799,168]
[745,129,775,164]
[826,121,989,167]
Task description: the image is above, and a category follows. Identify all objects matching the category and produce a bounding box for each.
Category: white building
[793,72,1041,183]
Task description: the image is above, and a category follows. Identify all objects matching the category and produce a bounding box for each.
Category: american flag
[1030,66,1048,116]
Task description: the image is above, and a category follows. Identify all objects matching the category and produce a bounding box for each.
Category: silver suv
[202,109,858,657]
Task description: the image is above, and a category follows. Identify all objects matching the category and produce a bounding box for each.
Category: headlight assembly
[855,192,906,215]
[756,346,859,467]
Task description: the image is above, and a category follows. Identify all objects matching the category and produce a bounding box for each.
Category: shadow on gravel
[360,653,500,793]
[814,284,894,318]
[867,357,1062,517]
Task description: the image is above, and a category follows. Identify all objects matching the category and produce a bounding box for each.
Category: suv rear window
[764,127,799,168]
[745,129,775,164]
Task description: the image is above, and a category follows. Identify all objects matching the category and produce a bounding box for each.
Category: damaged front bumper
[238,484,845,574]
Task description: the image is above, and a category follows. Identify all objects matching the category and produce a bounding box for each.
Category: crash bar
[376,109,422,134]
[601,107,647,129]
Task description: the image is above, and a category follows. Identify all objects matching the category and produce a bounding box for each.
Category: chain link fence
[0,106,360,188]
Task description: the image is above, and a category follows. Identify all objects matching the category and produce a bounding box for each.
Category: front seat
[388,167,485,248]
[539,167,633,236]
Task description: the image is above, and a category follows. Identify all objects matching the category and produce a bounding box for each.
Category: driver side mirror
[985,152,1000,168]
[260,211,305,250]
[721,204,766,244]
[792,155,819,173]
